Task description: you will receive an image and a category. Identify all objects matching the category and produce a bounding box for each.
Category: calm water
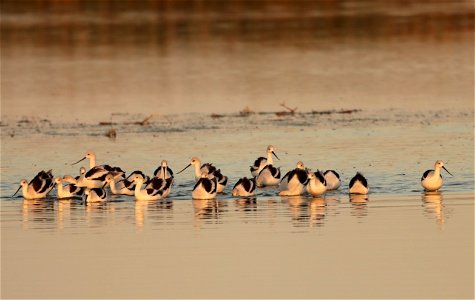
[1,1,474,299]
[1,109,474,299]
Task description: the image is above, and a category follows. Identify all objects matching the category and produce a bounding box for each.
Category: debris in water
[276,102,297,116]
[105,128,117,139]
[239,106,254,116]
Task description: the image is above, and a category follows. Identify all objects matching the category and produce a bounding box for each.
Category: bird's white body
[232,177,256,197]
[133,176,163,201]
[84,188,107,202]
[54,177,83,199]
[349,173,369,195]
[349,181,368,194]
[421,170,443,191]
[279,162,307,196]
[192,175,217,200]
[109,177,135,196]
[306,171,327,197]
[324,170,341,190]
[256,166,281,187]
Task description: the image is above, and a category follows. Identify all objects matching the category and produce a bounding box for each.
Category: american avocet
[256,164,281,187]
[421,160,453,192]
[324,170,341,190]
[84,188,108,203]
[12,170,55,199]
[153,160,174,179]
[145,177,173,197]
[72,151,125,186]
[192,173,218,200]
[349,172,369,195]
[131,175,164,201]
[107,175,135,196]
[177,157,227,193]
[54,177,84,199]
[250,145,280,177]
[306,170,327,197]
[232,177,257,197]
[279,161,308,195]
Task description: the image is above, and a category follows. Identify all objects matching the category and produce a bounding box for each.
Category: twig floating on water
[276,102,297,116]
[211,113,225,119]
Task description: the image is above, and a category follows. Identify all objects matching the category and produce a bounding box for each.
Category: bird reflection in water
[21,199,55,230]
[56,199,72,231]
[349,194,369,219]
[309,197,326,227]
[84,201,115,228]
[422,191,446,226]
[135,199,173,231]
[234,197,257,213]
[286,196,309,227]
[193,199,227,229]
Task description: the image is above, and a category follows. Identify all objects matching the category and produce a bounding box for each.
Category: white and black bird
[177,157,227,193]
[145,166,174,198]
[256,164,281,187]
[192,173,218,200]
[232,177,257,197]
[324,170,341,190]
[421,160,453,192]
[306,170,327,197]
[84,188,108,203]
[153,160,174,179]
[72,150,125,189]
[250,145,280,177]
[132,175,164,201]
[54,177,84,199]
[349,172,369,195]
[12,170,54,199]
[279,161,309,196]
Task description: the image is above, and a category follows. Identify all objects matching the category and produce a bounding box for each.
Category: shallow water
[1,193,474,299]
[1,109,474,299]
[1,1,474,299]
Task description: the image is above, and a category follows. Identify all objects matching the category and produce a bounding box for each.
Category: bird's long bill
[12,185,21,198]
[442,166,453,176]
[272,151,280,160]
[176,163,191,174]
[71,157,86,165]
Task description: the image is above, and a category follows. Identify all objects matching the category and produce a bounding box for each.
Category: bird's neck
[267,152,273,165]
[194,164,202,179]
[89,157,96,169]
[135,181,143,192]
[109,180,118,194]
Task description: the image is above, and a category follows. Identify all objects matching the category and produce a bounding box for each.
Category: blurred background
[1,0,473,122]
